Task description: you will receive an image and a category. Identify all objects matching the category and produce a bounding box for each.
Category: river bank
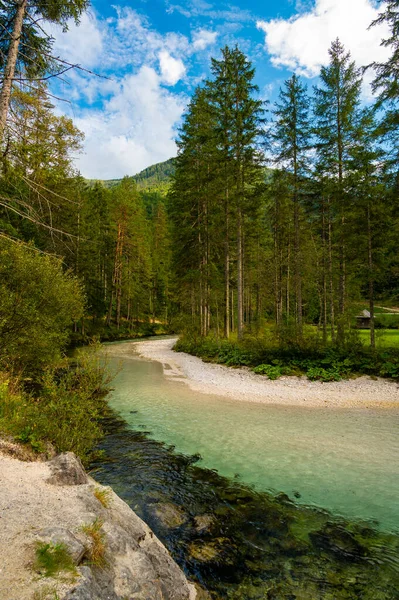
[110,337,399,409]
[0,445,196,600]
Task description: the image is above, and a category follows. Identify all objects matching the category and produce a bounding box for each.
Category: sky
[47,0,391,180]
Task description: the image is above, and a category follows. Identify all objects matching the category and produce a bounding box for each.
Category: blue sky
[48,0,390,179]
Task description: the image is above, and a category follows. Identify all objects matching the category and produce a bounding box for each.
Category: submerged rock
[148,502,188,528]
[193,514,214,533]
[309,522,369,561]
[47,452,88,486]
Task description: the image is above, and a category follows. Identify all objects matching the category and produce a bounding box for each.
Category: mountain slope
[86,158,175,192]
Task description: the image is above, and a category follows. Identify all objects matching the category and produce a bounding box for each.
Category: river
[90,340,399,599]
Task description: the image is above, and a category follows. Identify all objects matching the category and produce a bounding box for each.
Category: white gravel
[110,337,399,409]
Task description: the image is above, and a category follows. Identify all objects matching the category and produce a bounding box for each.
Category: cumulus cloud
[46,7,196,178]
[49,11,103,68]
[159,51,186,85]
[257,0,390,78]
[72,67,186,180]
[192,29,218,50]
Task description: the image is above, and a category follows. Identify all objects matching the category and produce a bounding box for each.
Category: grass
[93,486,112,508]
[358,329,399,347]
[34,542,76,578]
[80,518,106,568]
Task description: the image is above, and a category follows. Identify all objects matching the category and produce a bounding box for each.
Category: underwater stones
[148,502,187,528]
[47,452,88,486]
[309,522,369,561]
[193,514,214,533]
[188,538,231,563]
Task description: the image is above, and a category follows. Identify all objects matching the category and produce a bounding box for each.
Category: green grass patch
[34,542,76,578]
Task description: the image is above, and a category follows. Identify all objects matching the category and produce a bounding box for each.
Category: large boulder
[47,453,88,486]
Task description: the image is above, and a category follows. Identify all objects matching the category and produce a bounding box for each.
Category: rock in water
[47,452,88,486]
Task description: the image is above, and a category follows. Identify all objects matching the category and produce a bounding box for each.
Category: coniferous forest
[1,1,399,462]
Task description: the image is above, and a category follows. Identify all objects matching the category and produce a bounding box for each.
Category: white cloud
[159,51,186,85]
[192,29,218,50]
[73,66,186,179]
[257,0,390,78]
[49,11,103,68]
[46,7,193,178]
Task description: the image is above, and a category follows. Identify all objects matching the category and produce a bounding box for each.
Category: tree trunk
[224,187,230,338]
[0,0,28,141]
[237,207,244,339]
[367,202,375,349]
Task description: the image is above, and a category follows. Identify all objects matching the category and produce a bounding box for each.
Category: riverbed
[91,339,399,599]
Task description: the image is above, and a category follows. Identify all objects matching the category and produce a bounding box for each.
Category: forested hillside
[86,158,175,194]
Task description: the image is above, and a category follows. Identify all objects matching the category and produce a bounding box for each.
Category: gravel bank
[109,337,399,409]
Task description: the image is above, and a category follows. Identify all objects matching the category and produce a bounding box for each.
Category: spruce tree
[210,46,265,339]
[313,39,363,344]
[368,1,399,171]
[273,74,310,335]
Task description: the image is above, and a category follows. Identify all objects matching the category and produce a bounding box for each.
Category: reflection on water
[91,346,399,598]
[105,350,399,531]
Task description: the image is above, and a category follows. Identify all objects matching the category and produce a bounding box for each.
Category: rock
[47,453,88,486]
[148,502,187,528]
[63,566,118,600]
[309,522,369,561]
[193,514,214,533]
[36,527,86,564]
[193,583,212,600]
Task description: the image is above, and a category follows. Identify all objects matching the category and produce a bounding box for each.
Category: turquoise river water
[91,341,399,598]
[105,343,399,532]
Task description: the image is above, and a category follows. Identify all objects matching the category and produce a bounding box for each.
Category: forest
[0,0,399,460]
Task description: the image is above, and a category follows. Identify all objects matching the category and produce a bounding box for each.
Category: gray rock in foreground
[44,452,196,600]
[47,452,88,486]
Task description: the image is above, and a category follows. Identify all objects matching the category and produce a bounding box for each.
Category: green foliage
[0,238,84,373]
[306,367,342,382]
[176,334,399,382]
[253,364,284,380]
[34,542,76,578]
[0,346,113,464]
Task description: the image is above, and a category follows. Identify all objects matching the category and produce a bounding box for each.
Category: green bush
[306,367,342,382]
[253,364,283,380]
[0,346,113,464]
[175,334,399,382]
[0,238,84,373]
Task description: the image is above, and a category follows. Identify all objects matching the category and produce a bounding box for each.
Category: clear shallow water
[106,345,399,532]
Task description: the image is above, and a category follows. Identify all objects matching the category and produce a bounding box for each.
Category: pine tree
[273,74,310,335]
[313,39,363,344]
[210,46,265,339]
[0,0,89,141]
[369,1,399,169]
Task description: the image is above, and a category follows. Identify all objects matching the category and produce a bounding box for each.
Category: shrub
[0,346,113,465]
[253,364,283,380]
[306,367,342,382]
[0,238,84,374]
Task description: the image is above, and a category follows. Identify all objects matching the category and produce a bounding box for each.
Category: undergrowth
[175,333,399,382]
[0,345,113,465]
